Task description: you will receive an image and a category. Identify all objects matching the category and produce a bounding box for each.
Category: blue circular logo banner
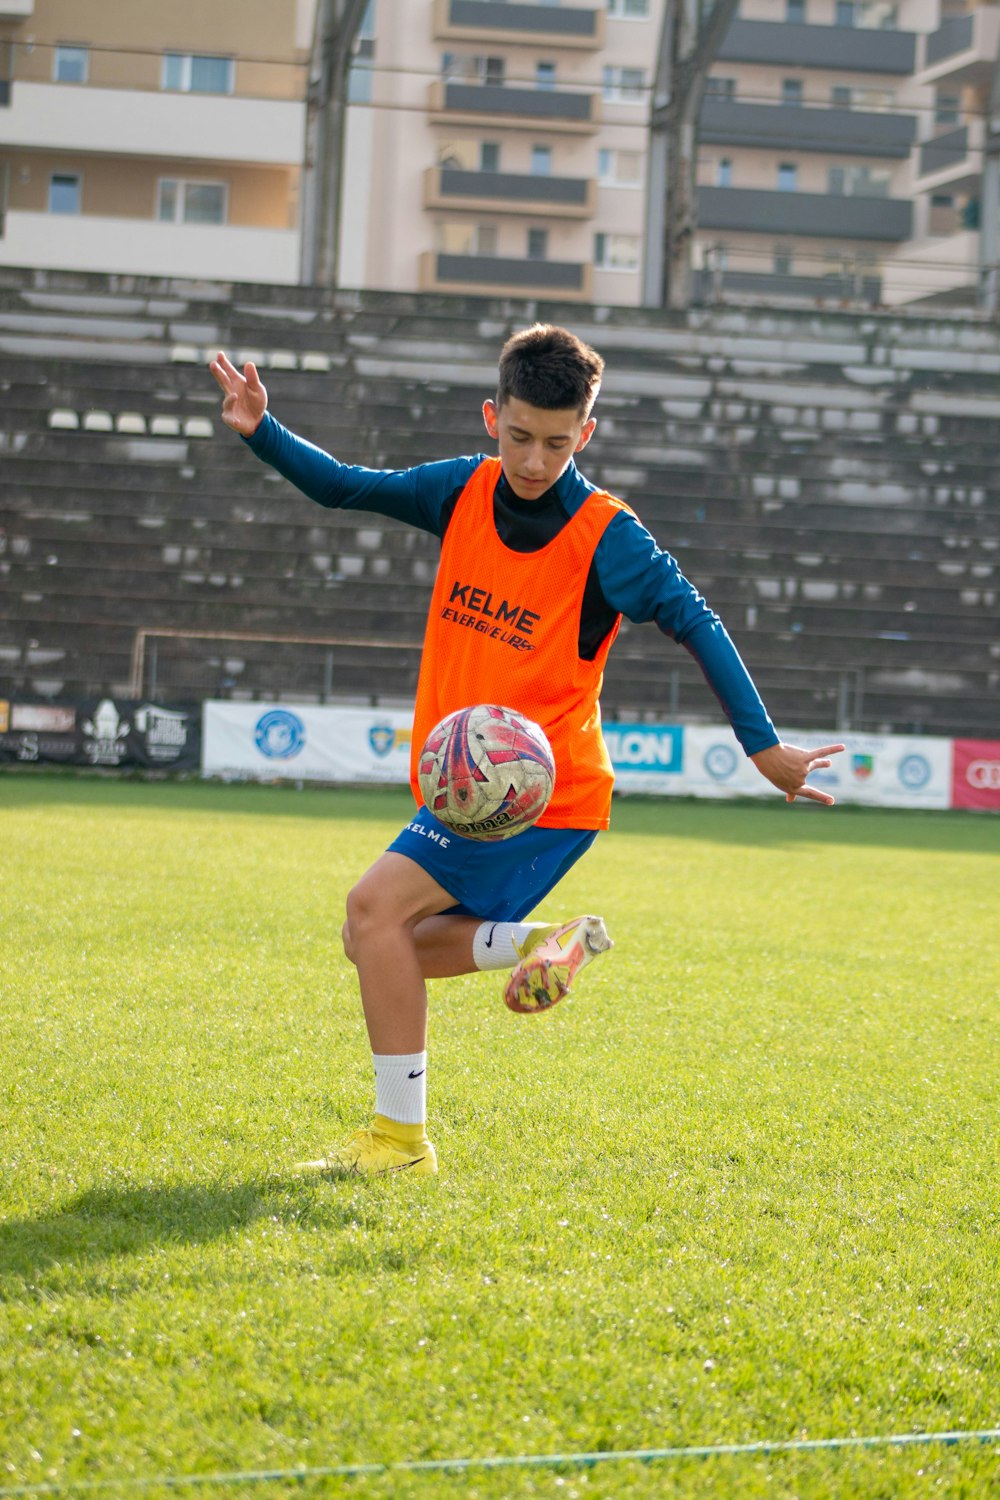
[255,709,305,760]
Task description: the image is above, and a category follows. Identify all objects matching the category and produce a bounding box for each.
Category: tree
[301,0,371,287]
[977,33,1000,316]
[641,0,739,310]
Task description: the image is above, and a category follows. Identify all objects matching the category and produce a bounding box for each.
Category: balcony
[424,164,596,217]
[717,18,916,75]
[429,79,599,133]
[694,267,884,305]
[419,249,592,299]
[879,228,980,307]
[700,98,916,158]
[917,8,1000,87]
[915,120,983,194]
[433,0,605,49]
[0,81,305,165]
[0,210,301,283]
[698,185,912,241]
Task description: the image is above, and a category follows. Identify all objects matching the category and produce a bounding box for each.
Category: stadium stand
[1,265,998,737]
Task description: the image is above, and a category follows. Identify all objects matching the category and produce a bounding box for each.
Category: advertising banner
[602,723,953,810]
[202,701,413,784]
[0,698,201,770]
[951,739,1000,812]
[600,722,684,794]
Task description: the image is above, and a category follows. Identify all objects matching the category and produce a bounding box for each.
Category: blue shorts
[387,805,598,923]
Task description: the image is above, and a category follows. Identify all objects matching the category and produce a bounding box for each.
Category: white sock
[472,920,547,971]
[373,1051,427,1126]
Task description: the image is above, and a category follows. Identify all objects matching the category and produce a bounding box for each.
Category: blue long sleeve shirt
[245,412,778,755]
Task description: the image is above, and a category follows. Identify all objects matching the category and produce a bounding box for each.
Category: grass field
[1,774,997,1499]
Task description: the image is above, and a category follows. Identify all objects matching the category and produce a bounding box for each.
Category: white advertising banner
[604,722,953,810]
[202,702,953,812]
[202,702,413,784]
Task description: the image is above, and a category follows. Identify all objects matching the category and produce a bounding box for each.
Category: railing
[717,17,916,74]
[699,97,916,158]
[925,13,974,66]
[444,0,603,39]
[697,185,913,241]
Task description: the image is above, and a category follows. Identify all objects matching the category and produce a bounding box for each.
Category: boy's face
[483,397,596,501]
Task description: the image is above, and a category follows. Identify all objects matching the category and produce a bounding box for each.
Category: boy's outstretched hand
[209,351,268,436]
[750,741,846,805]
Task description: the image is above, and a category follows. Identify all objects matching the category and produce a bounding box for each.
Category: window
[530,145,552,176]
[438,222,498,256]
[717,157,732,187]
[480,141,501,172]
[536,61,556,91]
[782,78,803,105]
[773,245,793,275]
[858,0,898,26]
[777,162,798,191]
[602,65,645,102]
[157,179,227,224]
[598,147,642,184]
[443,53,504,85]
[935,92,961,126]
[162,53,234,94]
[786,0,806,20]
[53,45,88,83]
[527,227,548,259]
[836,1,898,24]
[827,164,890,196]
[594,231,639,269]
[607,0,650,15]
[832,83,895,109]
[705,76,736,101]
[48,173,81,214]
[348,0,375,100]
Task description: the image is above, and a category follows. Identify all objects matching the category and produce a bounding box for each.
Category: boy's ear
[575,416,597,452]
[482,399,499,439]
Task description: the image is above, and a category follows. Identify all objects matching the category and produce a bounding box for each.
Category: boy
[210,326,843,1177]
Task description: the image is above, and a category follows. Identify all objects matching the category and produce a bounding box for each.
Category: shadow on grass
[3,768,997,855]
[0,1177,363,1282]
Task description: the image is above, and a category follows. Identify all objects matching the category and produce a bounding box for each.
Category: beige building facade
[0,0,995,306]
[0,0,311,282]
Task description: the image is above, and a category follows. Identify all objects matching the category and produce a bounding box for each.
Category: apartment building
[0,0,311,283]
[343,0,964,308]
[881,0,1000,303]
[0,0,993,308]
[338,0,659,304]
[694,0,939,302]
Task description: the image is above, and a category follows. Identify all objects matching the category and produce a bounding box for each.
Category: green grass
[1,775,997,1498]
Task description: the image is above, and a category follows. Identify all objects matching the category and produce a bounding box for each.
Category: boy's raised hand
[750,740,846,805]
[209,351,268,436]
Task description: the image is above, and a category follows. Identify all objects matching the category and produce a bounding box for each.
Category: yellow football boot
[295,1115,437,1176]
[504,914,612,1014]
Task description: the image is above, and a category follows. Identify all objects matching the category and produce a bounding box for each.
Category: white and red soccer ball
[417,704,556,841]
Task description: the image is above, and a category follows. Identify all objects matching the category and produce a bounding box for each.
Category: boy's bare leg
[344,853,462,1053]
[411,914,479,978]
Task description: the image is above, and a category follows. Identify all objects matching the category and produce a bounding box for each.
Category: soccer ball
[417,704,556,841]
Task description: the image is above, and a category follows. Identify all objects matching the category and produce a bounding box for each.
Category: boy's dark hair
[497,324,604,418]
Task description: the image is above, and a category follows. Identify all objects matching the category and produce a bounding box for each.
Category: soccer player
[210,328,843,1177]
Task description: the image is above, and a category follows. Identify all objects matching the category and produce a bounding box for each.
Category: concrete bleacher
[1,265,998,738]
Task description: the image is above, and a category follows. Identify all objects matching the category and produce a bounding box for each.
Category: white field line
[0,1428,998,1495]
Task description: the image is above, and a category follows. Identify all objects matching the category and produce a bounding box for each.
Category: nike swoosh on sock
[408,1069,426,1079]
[485,923,498,949]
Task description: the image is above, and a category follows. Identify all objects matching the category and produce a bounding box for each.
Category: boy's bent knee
[341,915,356,966]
